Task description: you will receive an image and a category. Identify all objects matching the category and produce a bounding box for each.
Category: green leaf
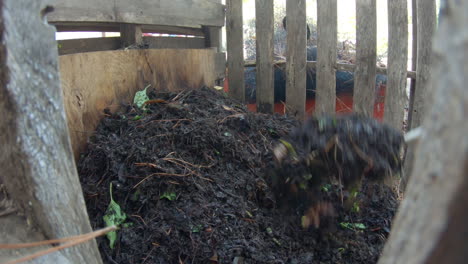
[103,183,127,249]
[340,222,366,231]
[132,115,142,121]
[133,84,151,108]
[160,191,177,201]
[190,224,202,233]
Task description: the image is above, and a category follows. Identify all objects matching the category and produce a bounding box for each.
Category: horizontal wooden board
[48,0,225,27]
[59,49,216,159]
[58,36,206,55]
[54,22,205,36]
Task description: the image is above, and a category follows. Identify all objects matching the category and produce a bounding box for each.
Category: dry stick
[1,226,117,264]
[133,172,191,189]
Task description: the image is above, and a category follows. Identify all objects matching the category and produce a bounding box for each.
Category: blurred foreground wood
[379,1,468,263]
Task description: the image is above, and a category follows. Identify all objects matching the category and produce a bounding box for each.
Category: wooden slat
[384,0,408,129]
[353,0,377,117]
[244,60,417,79]
[316,0,337,115]
[144,36,205,49]
[285,0,307,118]
[379,1,468,263]
[59,49,216,159]
[58,37,121,55]
[203,26,222,51]
[411,0,436,130]
[255,0,274,113]
[407,0,418,130]
[0,0,101,263]
[214,52,227,79]
[48,0,225,27]
[120,24,143,47]
[57,36,206,55]
[54,22,205,36]
[226,0,244,101]
[402,0,437,191]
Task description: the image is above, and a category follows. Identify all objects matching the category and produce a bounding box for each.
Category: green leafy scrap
[133,84,151,109]
[103,183,127,249]
[160,191,177,201]
[340,222,366,231]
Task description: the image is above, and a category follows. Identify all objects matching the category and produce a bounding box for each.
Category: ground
[78,87,399,264]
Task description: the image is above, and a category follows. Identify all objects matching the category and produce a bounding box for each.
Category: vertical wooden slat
[255,0,274,113]
[315,0,337,115]
[353,0,377,117]
[402,0,437,190]
[286,0,307,119]
[411,0,436,129]
[407,0,418,129]
[384,0,408,129]
[226,0,245,101]
[203,26,222,51]
[120,24,143,47]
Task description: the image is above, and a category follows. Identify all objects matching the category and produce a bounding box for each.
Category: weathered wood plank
[384,0,408,129]
[353,0,377,117]
[316,0,337,115]
[407,0,418,130]
[120,24,143,47]
[379,1,468,262]
[59,49,216,159]
[411,0,436,130]
[214,52,227,80]
[0,0,101,263]
[403,0,437,190]
[244,60,417,79]
[226,0,244,101]
[57,37,206,55]
[285,0,307,118]
[54,22,205,36]
[203,26,222,51]
[48,0,225,27]
[144,36,205,49]
[255,0,274,113]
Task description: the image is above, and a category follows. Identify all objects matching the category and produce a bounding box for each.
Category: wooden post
[203,26,222,52]
[402,0,436,190]
[384,0,408,129]
[120,23,143,47]
[407,0,418,129]
[0,0,101,263]
[353,0,377,117]
[315,0,337,115]
[226,0,244,102]
[378,1,468,262]
[255,0,274,113]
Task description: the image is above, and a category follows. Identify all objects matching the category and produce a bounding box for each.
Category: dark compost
[78,86,401,264]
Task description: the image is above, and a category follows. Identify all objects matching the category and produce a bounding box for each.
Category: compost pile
[78,86,400,264]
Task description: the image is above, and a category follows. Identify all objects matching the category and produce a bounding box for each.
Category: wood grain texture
[353,0,377,117]
[379,1,468,263]
[403,0,436,191]
[384,0,408,129]
[255,0,274,113]
[226,0,244,101]
[407,0,418,130]
[285,0,307,118]
[48,0,225,27]
[59,49,215,159]
[0,0,101,263]
[316,0,337,115]
[411,0,436,129]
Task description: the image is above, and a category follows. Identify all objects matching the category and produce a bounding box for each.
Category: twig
[163,158,213,169]
[1,226,117,264]
[133,172,191,189]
